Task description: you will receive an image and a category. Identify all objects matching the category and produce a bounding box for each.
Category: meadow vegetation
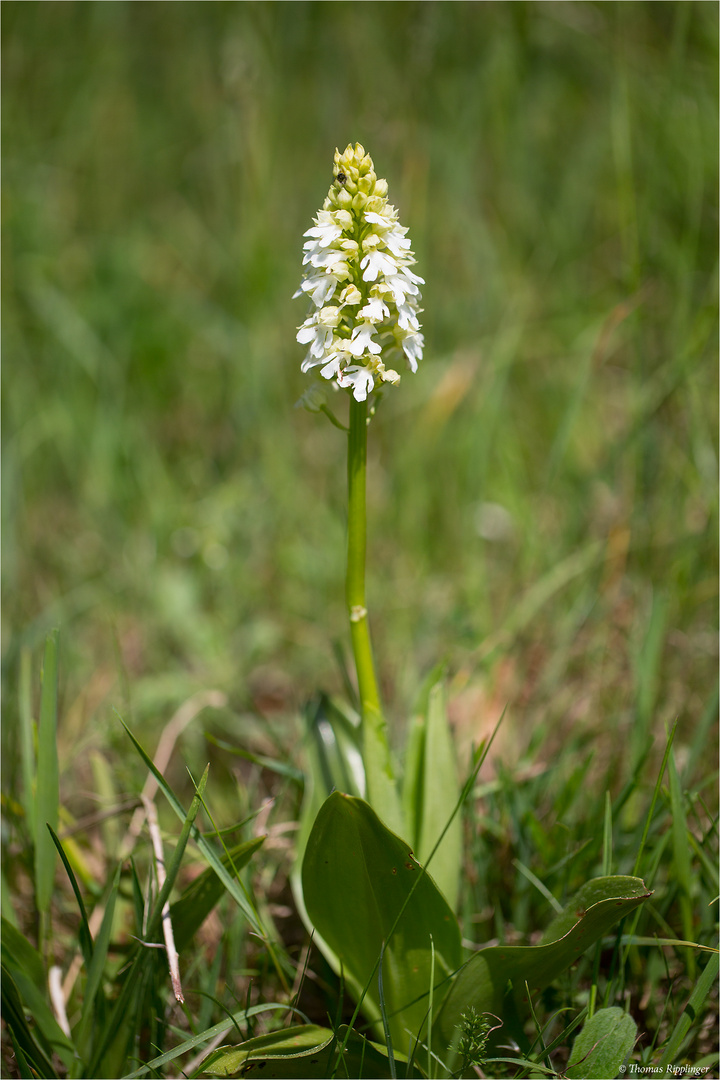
[2,3,718,1077]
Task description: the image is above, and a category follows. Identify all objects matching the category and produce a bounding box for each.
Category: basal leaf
[201,1023,424,1079]
[415,681,462,912]
[291,696,365,975]
[302,792,462,1048]
[435,876,651,1047]
[202,1025,335,1078]
[566,1006,637,1079]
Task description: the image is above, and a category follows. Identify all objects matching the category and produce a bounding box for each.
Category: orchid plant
[203,144,653,1079]
[294,142,428,840]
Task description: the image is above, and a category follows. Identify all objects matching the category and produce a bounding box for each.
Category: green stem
[347,398,403,834]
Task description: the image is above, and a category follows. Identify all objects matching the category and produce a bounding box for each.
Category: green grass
[2,2,717,1077]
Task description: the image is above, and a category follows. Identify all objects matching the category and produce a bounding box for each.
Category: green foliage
[566,1007,637,1080]
[0,641,274,1079]
[1,4,717,1077]
[170,835,266,952]
[452,1007,498,1076]
[302,792,462,1047]
[202,1023,424,1079]
[436,876,651,1051]
[1,921,75,1074]
[35,629,60,917]
[403,679,463,912]
[3,1,716,746]
[298,790,653,1075]
[657,950,720,1073]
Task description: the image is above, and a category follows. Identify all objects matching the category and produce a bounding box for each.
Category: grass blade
[35,629,60,918]
[73,862,122,1074]
[668,748,696,979]
[119,716,269,943]
[48,826,93,969]
[88,765,210,1077]
[657,951,719,1069]
[19,647,35,840]
[1,964,58,1080]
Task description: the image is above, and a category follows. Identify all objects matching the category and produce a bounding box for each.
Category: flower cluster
[295,143,424,403]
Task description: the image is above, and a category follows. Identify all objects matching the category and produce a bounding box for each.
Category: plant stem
[346,398,403,834]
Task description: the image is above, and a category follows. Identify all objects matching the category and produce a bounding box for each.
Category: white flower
[296,305,342,358]
[384,273,420,306]
[396,298,421,331]
[399,329,424,373]
[347,322,382,357]
[358,295,390,322]
[294,273,338,308]
[360,248,399,282]
[295,143,424,404]
[320,351,349,381]
[304,210,344,247]
[338,365,375,402]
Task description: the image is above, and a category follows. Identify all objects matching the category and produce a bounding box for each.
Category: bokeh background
[3,2,718,807]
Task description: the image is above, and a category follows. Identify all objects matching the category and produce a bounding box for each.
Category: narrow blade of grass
[72,862,122,1075]
[668,749,696,979]
[88,767,211,1078]
[19,647,35,840]
[119,716,269,943]
[657,952,719,1069]
[1,965,58,1080]
[35,629,60,917]
[48,826,93,969]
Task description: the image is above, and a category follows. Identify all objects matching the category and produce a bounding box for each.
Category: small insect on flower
[295,142,424,404]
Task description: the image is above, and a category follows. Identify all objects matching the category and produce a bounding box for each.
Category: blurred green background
[2,1,717,800]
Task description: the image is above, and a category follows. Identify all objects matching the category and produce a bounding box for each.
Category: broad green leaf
[566,1007,637,1078]
[291,696,365,973]
[202,1025,334,1077]
[122,1003,306,1079]
[363,697,405,838]
[201,1023,424,1079]
[403,666,451,839]
[35,629,60,914]
[540,877,650,944]
[415,681,462,912]
[302,792,462,1047]
[171,836,265,952]
[435,876,651,1047]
